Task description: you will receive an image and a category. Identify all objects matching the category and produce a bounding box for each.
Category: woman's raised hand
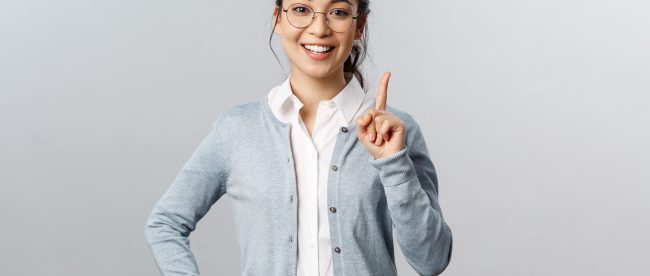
[355,72,406,160]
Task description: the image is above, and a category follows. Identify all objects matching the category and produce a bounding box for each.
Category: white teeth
[303,44,332,53]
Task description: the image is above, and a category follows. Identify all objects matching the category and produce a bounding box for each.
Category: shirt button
[331,165,338,171]
[330,207,337,213]
[334,247,341,253]
[341,127,348,133]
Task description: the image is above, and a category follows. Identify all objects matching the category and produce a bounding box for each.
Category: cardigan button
[329,207,337,213]
[331,165,338,171]
[341,127,348,133]
[334,247,341,253]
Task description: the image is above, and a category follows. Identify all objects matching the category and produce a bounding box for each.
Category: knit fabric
[144,95,453,276]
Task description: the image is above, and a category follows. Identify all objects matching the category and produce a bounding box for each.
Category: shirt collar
[268,75,367,125]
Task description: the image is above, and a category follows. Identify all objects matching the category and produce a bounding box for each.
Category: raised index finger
[376,71,391,111]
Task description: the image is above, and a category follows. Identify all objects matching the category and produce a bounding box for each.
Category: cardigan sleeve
[144,115,229,276]
[368,123,453,276]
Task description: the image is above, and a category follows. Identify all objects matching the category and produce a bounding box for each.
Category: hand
[355,72,406,160]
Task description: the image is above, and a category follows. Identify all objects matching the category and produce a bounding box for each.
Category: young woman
[144,0,453,275]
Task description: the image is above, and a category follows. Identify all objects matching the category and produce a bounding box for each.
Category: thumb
[356,113,372,139]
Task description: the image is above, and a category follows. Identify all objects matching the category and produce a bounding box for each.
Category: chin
[299,64,336,79]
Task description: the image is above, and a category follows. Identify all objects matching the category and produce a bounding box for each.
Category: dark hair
[269,0,371,92]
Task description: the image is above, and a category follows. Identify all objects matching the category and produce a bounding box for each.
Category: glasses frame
[281,3,359,33]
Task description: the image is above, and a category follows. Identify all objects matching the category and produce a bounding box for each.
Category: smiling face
[273,0,365,80]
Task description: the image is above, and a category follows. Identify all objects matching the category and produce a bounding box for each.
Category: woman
[144,0,453,275]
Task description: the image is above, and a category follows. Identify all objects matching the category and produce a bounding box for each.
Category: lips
[301,44,335,54]
[301,43,335,61]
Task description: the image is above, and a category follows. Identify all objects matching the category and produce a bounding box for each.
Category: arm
[369,123,453,276]
[144,116,229,276]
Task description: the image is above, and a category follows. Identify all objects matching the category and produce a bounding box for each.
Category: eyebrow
[307,0,354,5]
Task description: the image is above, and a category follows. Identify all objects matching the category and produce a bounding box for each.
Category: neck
[288,67,348,109]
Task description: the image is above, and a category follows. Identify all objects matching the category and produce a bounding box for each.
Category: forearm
[145,207,202,276]
[144,119,228,275]
[381,160,453,275]
[369,129,453,275]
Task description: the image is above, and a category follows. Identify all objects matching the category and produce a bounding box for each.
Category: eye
[291,5,311,14]
[330,9,350,17]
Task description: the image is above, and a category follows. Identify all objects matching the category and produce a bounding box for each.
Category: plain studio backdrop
[1,0,649,275]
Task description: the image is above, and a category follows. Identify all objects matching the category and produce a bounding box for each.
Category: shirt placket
[294,111,320,274]
[296,100,339,275]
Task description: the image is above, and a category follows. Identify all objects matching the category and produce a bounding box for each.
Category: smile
[302,44,334,53]
[301,44,335,60]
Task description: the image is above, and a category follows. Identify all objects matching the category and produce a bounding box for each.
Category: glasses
[282,3,358,33]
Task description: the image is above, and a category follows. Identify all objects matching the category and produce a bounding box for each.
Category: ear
[354,15,366,40]
[273,7,283,35]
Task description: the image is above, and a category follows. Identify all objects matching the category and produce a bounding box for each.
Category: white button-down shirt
[267,75,374,276]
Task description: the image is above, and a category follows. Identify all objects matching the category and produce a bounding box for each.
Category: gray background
[1,0,648,275]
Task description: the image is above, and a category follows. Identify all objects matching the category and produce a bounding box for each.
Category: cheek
[336,35,355,57]
[279,37,299,58]
[276,20,299,46]
[280,29,301,50]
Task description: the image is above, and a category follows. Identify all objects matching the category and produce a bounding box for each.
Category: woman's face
[274,0,364,79]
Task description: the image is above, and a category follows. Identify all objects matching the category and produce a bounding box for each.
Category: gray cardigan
[144,95,453,276]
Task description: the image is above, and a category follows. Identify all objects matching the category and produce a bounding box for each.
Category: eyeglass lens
[286,3,354,32]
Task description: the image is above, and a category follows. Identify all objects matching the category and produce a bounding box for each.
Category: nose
[307,12,331,37]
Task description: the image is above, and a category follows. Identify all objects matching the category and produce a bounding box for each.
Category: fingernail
[365,133,371,141]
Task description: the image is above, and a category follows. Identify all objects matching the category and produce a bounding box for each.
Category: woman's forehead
[287,0,356,7]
